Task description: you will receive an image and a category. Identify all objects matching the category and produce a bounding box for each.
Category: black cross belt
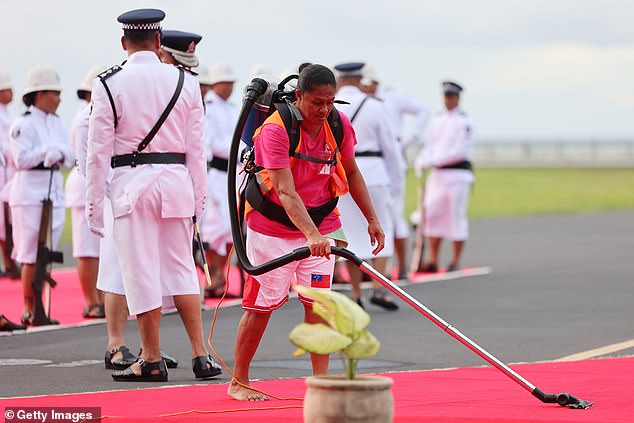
[354,151,383,157]
[111,152,186,168]
[207,157,228,172]
[31,162,60,170]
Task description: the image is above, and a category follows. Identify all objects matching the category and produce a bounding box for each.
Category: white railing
[471,141,634,167]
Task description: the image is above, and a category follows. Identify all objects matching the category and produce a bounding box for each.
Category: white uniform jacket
[335,85,402,190]
[0,104,16,202]
[85,51,207,231]
[416,107,474,181]
[8,106,73,207]
[65,102,90,208]
[376,86,429,150]
[204,90,239,162]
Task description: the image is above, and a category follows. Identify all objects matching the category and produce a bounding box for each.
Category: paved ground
[1,211,633,398]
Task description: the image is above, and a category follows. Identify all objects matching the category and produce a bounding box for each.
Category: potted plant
[289,285,394,423]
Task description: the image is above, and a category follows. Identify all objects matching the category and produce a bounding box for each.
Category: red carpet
[1,357,631,422]
[0,267,243,328]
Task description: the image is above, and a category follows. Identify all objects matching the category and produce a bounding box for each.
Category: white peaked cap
[23,65,62,95]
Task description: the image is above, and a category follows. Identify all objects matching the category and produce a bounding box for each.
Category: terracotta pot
[304,375,394,423]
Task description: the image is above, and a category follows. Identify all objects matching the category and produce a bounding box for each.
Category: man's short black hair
[22,92,36,107]
[123,29,160,44]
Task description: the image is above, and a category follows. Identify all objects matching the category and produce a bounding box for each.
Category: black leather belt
[437,160,473,171]
[31,163,60,170]
[111,152,186,168]
[355,151,383,157]
[208,157,228,172]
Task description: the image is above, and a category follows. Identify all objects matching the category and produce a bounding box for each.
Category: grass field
[61,168,634,244]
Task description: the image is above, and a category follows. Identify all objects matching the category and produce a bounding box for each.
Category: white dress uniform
[200,90,239,255]
[9,106,73,263]
[374,86,430,239]
[0,103,16,241]
[415,107,474,240]
[335,85,402,259]
[85,51,207,315]
[65,102,100,258]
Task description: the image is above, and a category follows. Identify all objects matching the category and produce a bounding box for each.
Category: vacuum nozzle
[556,392,594,409]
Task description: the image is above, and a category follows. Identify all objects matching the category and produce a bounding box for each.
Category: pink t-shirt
[247,111,357,238]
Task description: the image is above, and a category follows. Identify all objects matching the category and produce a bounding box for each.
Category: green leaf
[343,330,381,359]
[294,285,370,336]
[289,323,352,355]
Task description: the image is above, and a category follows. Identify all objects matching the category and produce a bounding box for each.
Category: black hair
[77,90,90,101]
[22,92,36,107]
[123,29,159,45]
[297,63,336,93]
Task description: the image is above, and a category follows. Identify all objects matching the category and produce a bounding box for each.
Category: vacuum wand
[333,247,592,409]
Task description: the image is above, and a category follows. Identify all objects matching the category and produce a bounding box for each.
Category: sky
[2,0,633,142]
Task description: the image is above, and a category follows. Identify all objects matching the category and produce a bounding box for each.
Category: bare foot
[227,379,269,401]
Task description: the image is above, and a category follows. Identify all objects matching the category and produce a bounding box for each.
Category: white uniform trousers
[338,186,394,260]
[11,205,65,264]
[113,182,198,315]
[423,169,472,241]
[201,168,232,255]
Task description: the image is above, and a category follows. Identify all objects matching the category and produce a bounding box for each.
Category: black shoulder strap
[274,101,302,157]
[327,107,344,149]
[97,64,124,128]
[349,95,370,123]
[137,67,185,152]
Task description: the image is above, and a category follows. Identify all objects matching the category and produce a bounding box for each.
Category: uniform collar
[27,105,55,117]
[127,50,161,64]
[206,90,228,105]
[337,85,363,96]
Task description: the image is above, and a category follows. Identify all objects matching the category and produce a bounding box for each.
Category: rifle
[31,168,64,326]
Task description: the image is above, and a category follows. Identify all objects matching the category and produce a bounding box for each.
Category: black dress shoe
[421,263,438,273]
[192,354,222,379]
[446,263,460,272]
[105,346,137,370]
[112,358,168,382]
[0,315,26,331]
[369,291,399,311]
[354,297,365,310]
[139,348,178,369]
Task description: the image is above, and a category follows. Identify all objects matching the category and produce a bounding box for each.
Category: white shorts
[243,227,335,313]
[338,186,394,260]
[71,207,100,258]
[11,205,65,264]
[113,183,199,315]
[97,197,124,295]
[424,169,472,241]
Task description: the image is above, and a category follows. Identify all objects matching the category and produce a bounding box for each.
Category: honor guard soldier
[85,8,221,382]
[66,66,106,319]
[414,81,474,272]
[0,72,20,279]
[199,62,239,297]
[361,64,430,280]
[334,62,401,310]
[9,65,74,326]
[159,30,202,70]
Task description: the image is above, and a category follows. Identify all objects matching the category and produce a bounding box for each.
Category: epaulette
[98,64,124,82]
[176,64,197,76]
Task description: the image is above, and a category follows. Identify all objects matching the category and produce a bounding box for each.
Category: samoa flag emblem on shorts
[310,273,330,288]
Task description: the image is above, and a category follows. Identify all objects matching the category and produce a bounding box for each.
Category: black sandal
[192,354,222,379]
[112,358,168,382]
[139,348,179,369]
[83,304,105,319]
[0,315,26,331]
[369,291,399,311]
[105,346,137,370]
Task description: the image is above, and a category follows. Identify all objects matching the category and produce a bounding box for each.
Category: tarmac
[1,210,633,399]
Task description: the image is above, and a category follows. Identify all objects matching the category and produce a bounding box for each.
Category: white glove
[43,149,63,167]
[414,154,426,178]
[85,203,105,238]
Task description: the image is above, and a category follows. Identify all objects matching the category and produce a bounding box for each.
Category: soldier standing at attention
[414,81,474,272]
[9,65,74,326]
[85,8,220,382]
